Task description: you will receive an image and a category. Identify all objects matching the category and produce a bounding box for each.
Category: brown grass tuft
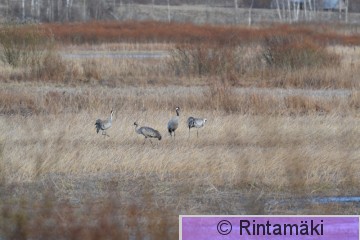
[0,190,176,239]
[262,34,340,70]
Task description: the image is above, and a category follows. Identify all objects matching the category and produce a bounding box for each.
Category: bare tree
[65,0,69,20]
[307,0,313,21]
[69,0,73,20]
[275,0,283,21]
[22,0,25,21]
[31,0,35,18]
[293,0,300,22]
[5,0,9,18]
[49,0,54,22]
[312,0,316,16]
[59,0,63,21]
[234,0,239,24]
[37,0,42,20]
[88,0,100,20]
[345,0,349,23]
[151,0,155,19]
[83,0,87,21]
[65,0,73,21]
[282,0,286,21]
[287,0,292,23]
[248,0,254,25]
[205,0,211,22]
[167,0,171,22]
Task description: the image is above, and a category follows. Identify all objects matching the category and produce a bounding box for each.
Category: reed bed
[2,110,360,188]
[1,21,360,238]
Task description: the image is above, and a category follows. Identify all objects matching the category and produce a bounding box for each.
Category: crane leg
[103,131,109,137]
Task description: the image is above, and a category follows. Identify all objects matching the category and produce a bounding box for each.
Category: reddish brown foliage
[37,21,360,45]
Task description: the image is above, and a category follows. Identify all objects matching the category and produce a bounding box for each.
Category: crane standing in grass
[167,107,180,139]
[134,122,162,145]
[187,117,207,138]
[95,110,113,137]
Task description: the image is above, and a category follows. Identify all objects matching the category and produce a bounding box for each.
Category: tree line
[0,0,358,23]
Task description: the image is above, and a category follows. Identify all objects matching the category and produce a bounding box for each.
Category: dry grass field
[1,21,360,238]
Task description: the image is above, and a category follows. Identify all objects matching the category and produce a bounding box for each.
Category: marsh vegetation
[1,21,360,238]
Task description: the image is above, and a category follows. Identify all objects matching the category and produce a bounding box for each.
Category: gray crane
[134,122,162,145]
[167,107,180,139]
[187,117,207,138]
[95,110,113,137]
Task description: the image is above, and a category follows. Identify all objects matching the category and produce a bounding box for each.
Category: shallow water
[61,51,168,59]
[311,196,360,204]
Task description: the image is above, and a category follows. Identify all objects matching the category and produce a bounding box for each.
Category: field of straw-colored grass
[1,82,360,237]
[1,22,360,238]
[2,108,360,190]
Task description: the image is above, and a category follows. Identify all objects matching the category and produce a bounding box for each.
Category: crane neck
[134,124,141,134]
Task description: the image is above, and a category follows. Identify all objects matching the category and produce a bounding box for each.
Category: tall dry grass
[1,21,360,237]
[262,34,340,70]
[1,106,358,236]
[1,83,359,116]
[0,110,358,236]
[0,83,354,116]
[1,44,359,89]
[0,24,66,81]
[1,22,360,90]
[1,111,359,197]
[0,188,177,239]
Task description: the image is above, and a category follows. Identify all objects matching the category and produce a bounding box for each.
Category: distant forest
[0,0,359,23]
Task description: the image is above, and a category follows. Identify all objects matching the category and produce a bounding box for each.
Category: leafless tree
[205,0,211,22]
[293,0,300,22]
[31,0,35,17]
[167,0,171,22]
[83,0,87,20]
[306,0,312,21]
[37,0,42,20]
[22,0,25,21]
[275,0,283,21]
[49,0,55,22]
[345,0,349,23]
[65,0,74,21]
[234,0,239,24]
[287,0,291,23]
[151,0,155,19]
[248,0,254,25]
